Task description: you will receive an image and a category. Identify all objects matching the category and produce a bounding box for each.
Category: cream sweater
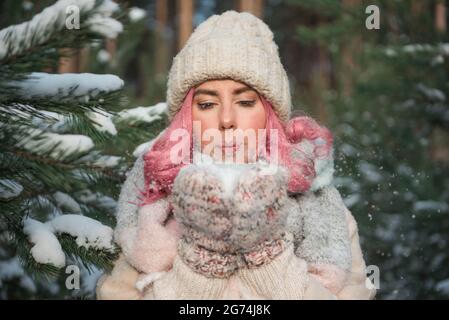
[96,208,376,300]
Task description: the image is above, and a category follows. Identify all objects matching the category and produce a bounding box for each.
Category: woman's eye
[197,102,215,110]
[238,100,256,107]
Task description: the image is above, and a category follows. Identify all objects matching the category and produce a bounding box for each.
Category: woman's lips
[221,143,242,152]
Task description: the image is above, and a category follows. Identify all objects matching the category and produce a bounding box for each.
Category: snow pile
[87,108,117,135]
[0,257,37,293]
[401,43,449,56]
[403,44,435,54]
[48,214,114,250]
[17,128,94,159]
[31,110,67,131]
[97,49,111,63]
[128,7,146,22]
[132,129,167,158]
[133,141,153,158]
[413,200,449,213]
[78,151,122,168]
[2,105,115,135]
[23,214,114,268]
[6,107,120,163]
[92,155,121,168]
[0,0,123,60]
[436,279,449,296]
[87,0,123,38]
[23,218,66,268]
[416,83,446,102]
[77,189,117,213]
[0,105,63,125]
[53,192,82,213]
[11,72,124,101]
[0,179,24,200]
[117,102,167,124]
[87,15,123,39]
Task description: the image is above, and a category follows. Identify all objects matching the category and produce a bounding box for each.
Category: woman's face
[192,79,266,163]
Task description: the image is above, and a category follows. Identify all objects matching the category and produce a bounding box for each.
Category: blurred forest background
[0,0,448,299]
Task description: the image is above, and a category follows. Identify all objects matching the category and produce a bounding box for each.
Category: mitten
[229,163,290,253]
[171,161,293,278]
[170,164,233,253]
[170,164,239,278]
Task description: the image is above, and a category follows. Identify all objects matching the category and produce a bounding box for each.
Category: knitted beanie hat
[166,10,292,122]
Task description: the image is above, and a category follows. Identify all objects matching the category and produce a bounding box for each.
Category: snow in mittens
[190,150,269,197]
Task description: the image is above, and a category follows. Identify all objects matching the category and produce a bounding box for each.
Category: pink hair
[139,87,333,206]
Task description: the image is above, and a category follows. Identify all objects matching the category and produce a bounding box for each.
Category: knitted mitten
[171,162,292,278]
[171,164,238,278]
[229,164,290,252]
[170,164,233,252]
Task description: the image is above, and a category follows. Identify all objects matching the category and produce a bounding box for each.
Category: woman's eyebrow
[193,89,218,97]
[193,87,256,98]
[233,86,256,95]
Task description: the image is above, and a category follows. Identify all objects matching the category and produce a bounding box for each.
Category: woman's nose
[219,103,236,130]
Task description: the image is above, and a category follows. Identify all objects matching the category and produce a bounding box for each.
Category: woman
[96,10,376,300]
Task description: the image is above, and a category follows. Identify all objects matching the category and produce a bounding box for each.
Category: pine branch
[58,233,120,273]
[0,0,123,64]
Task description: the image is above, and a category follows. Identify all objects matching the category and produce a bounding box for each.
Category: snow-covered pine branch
[116,102,167,125]
[1,72,124,161]
[114,102,168,157]
[131,127,167,158]
[9,72,124,102]
[0,0,127,297]
[0,179,24,201]
[0,0,123,61]
[23,214,116,268]
[16,128,95,159]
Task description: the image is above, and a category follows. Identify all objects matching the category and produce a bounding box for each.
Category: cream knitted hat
[166,10,292,122]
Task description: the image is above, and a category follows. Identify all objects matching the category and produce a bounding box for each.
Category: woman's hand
[171,165,234,253]
[170,162,293,278]
[229,163,290,252]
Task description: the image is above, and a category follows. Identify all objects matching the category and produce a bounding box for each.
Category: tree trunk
[155,0,169,76]
[341,0,361,97]
[58,48,79,73]
[236,0,264,18]
[177,0,194,52]
[435,0,447,33]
